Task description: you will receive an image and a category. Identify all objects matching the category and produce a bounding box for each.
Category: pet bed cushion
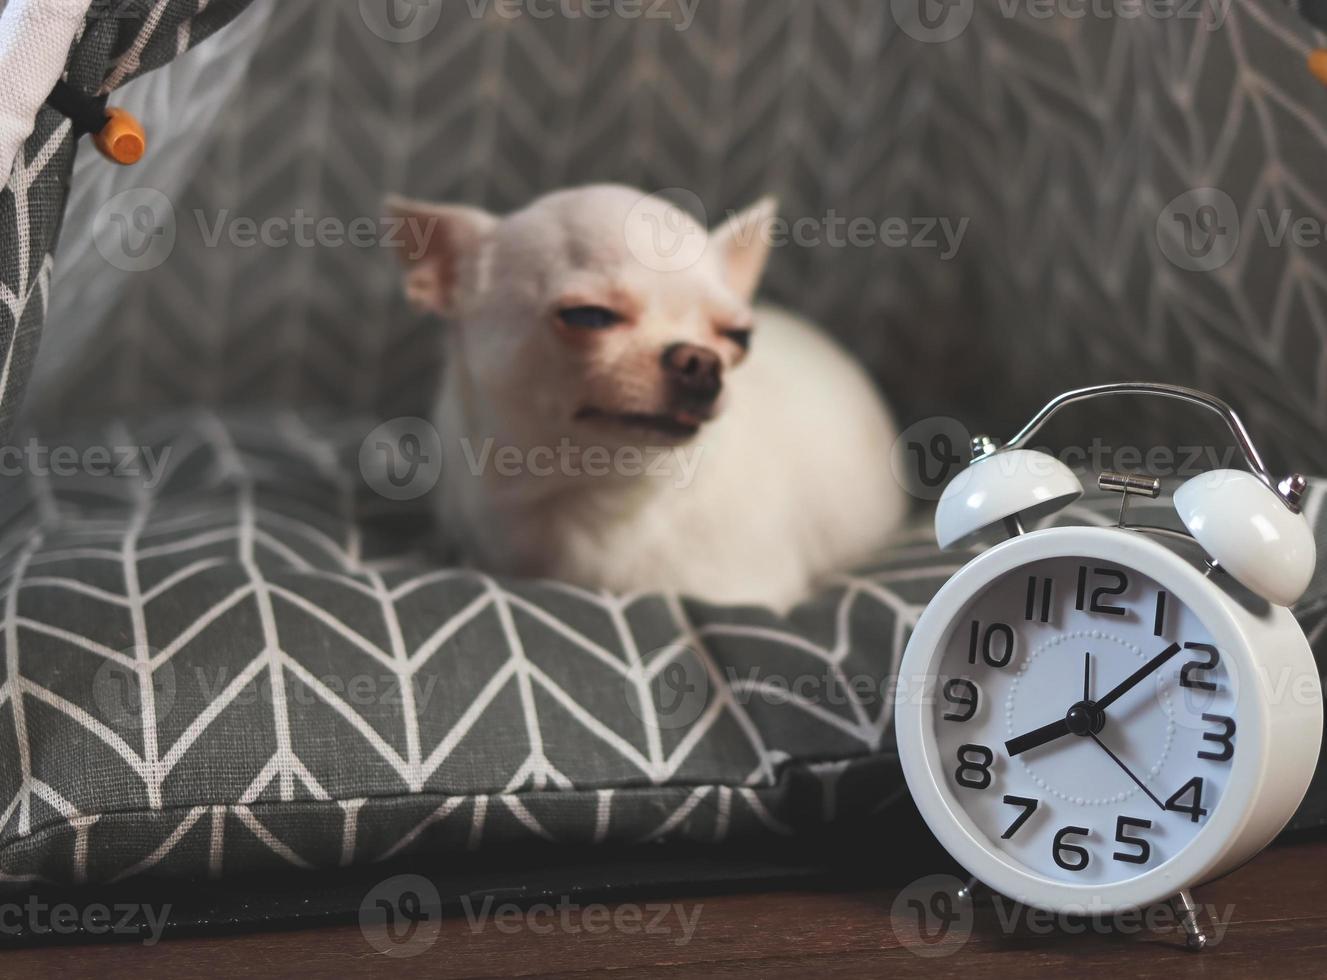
[1,411,1325,887]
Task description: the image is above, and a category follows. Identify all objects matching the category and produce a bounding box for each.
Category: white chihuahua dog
[388,185,904,609]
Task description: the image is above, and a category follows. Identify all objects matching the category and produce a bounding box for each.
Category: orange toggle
[1310,50,1327,89]
[92,107,146,166]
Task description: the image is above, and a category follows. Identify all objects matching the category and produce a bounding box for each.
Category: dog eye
[721,327,753,351]
[558,306,624,330]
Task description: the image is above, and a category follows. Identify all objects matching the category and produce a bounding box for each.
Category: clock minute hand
[1094,642,1182,712]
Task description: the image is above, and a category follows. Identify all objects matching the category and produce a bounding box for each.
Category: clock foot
[955,876,983,904]
[1170,889,1208,952]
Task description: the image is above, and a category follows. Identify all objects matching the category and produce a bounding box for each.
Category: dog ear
[385,195,497,316]
[710,196,778,301]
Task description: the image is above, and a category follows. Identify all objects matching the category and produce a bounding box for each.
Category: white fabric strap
[0,0,95,183]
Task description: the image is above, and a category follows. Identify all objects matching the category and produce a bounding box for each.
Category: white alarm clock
[895,383,1323,949]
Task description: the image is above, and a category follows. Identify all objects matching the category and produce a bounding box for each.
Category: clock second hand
[1084,651,1166,811]
[1090,733,1165,810]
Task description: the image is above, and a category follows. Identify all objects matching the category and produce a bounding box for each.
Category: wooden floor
[7,838,1327,978]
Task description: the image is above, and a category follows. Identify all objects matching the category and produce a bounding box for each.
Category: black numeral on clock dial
[1180,643,1220,691]
[1000,795,1038,839]
[942,679,979,723]
[1164,777,1209,823]
[1053,826,1091,871]
[955,744,994,789]
[1113,816,1152,864]
[1025,576,1053,623]
[1198,714,1236,762]
[1153,591,1167,636]
[968,621,1014,668]
[1075,566,1129,616]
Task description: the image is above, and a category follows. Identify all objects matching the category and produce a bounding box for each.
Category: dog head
[388,185,777,444]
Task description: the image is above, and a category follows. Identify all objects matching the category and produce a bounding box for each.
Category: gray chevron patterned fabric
[1,409,1326,886]
[0,411,922,884]
[8,0,1327,888]
[0,0,257,443]
[919,0,1327,469]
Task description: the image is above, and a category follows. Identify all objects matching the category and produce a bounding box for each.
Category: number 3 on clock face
[896,526,1321,913]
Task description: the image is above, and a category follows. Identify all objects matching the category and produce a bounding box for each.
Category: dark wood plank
[5,839,1327,978]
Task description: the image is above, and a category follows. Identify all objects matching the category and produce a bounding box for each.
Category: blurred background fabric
[36,0,275,395]
[35,0,1327,473]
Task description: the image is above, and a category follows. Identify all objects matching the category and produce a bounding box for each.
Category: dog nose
[662,343,723,402]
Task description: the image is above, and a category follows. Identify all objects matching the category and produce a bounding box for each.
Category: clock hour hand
[1004,718,1072,757]
[1094,642,1182,711]
[1005,651,1092,756]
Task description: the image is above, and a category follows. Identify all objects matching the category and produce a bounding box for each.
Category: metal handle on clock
[998,382,1305,513]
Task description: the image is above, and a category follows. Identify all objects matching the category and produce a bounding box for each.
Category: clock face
[932,555,1239,886]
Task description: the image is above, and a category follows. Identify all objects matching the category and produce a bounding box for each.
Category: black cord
[44,79,109,137]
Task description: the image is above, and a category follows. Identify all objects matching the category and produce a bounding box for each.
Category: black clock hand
[1005,718,1071,757]
[1083,651,1090,702]
[1094,642,1182,711]
[1090,733,1165,810]
[1006,646,1177,759]
[1005,652,1090,757]
[1008,652,1093,758]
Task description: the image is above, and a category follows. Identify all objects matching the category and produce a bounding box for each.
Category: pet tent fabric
[0,0,259,443]
[37,0,276,389]
[1,1,1327,887]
